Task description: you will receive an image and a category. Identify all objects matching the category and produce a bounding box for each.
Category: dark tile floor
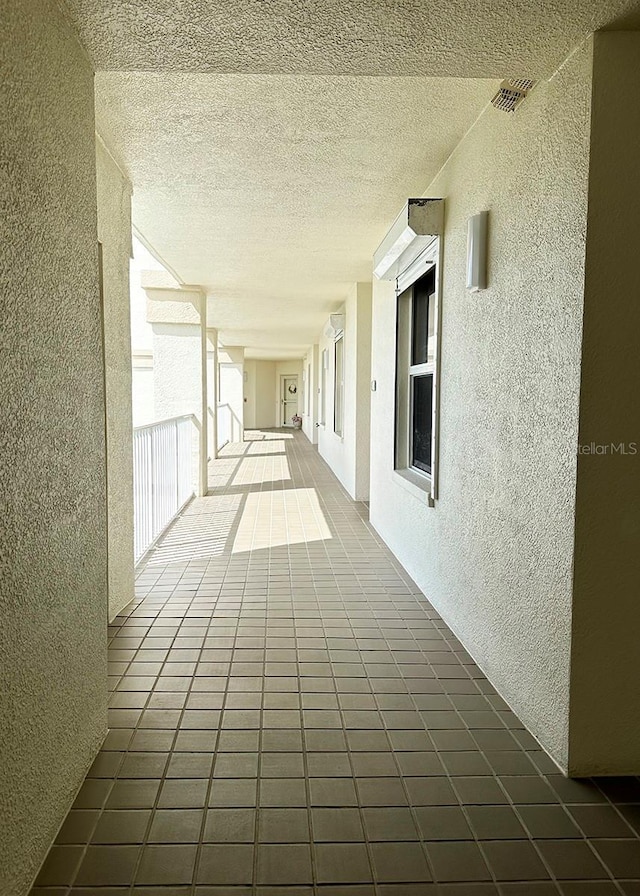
[32,430,640,894]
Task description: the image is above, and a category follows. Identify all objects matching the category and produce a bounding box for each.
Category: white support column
[144,274,208,496]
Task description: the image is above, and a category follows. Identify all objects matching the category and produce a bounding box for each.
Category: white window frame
[394,240,442,506]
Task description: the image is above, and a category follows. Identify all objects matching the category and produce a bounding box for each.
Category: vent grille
[491,79,536,113]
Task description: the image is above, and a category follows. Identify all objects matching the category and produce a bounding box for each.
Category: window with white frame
[395,264,439,488]
[334,333,344,437]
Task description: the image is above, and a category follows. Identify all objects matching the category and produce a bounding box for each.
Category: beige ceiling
[87,0,640,357]
[68,0,640,77]
[96,74,496,353]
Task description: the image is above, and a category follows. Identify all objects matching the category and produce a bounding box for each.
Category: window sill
[393,468,435,507]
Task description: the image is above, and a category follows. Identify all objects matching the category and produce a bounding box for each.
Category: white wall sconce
[466,211,489,292]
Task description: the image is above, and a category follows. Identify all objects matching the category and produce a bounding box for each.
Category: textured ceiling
[67,0,640,77]
[96,73,496,351]
[88,0,640,355]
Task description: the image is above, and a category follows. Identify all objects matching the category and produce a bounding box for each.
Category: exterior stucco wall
[354,284,372,501]
[0,3,109,894]
[219,347,245,443]
[132,358,155,426]
[318,284,372,501]
[302,346,319,445]
[206,329,218,458]
[244,359,278,430]
[369,42,594,770]
[568,32,640,776]
[152,321,206,493]
[153,323,204,420]
[96,141,135,620]
[244,359,258,428]
[257,361,277,429]
[317,304,352,494]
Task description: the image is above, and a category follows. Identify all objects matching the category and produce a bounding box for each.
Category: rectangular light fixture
[466,211,488,292]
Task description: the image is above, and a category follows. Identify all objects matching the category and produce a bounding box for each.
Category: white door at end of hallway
[281,375,299,426]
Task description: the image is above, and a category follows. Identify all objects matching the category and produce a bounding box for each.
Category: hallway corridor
[33,431,640,894]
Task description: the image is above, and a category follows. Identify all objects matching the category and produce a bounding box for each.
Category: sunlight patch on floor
[208,456,242,490]
[146,494,243,564]
[245,429,294,441]
[232,487,332,553]
[231,454,291,488]
[246,439,288,455]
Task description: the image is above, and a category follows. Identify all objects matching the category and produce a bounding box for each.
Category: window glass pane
[334,336,344,437]
[412,373,433,474]
[411,271,436,366]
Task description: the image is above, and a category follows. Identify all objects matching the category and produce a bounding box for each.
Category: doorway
[281,375,299,426]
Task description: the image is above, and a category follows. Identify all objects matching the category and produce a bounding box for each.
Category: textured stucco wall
[302,346,319,445]
[206,328,218,457]
[568,32,640,776]
[96,141,135,620]
[244,359,257,428]
[219,347,245,442]
[132,360,155,426]
[147,286,208,494]
[0,3,109,894]
[354,284,372,501]
[369,42,594,770]
[318,284,372,501]
[244,359,278,429]
[152,322,206,492]
[317,303,352,495]
[153,323,203,420]
[255,361,277,429]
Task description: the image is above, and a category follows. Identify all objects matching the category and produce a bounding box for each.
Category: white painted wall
[130,238,167,351]
[131,357,155,426]
[219,346,245,443]
[369,41,594,771]
[256,361,277,428]
[567,32,640,776]
[129,236,174,427]
[244,359,278,429]
[244,358,258,429]
[317,284,372,500]
[151,316,207,495]
[206,329,218,460]
[96,140,135,621]
[354,287,372,501]
[0,4,108,893]
[302,345,319,444]
[153,323,204,420]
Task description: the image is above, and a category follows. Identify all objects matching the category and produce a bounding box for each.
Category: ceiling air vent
[491,79,536,114]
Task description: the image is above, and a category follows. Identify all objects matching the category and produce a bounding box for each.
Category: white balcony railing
[133,415,196,563]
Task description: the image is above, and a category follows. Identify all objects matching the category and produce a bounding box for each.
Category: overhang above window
[373,198,444,283]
